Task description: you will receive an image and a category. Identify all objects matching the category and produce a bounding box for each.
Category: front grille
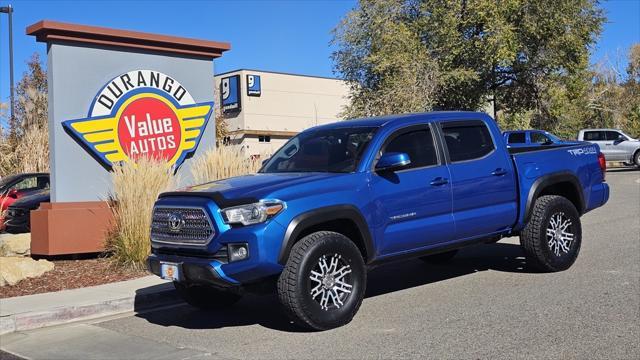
[151,206,215,245]
[6,208,23,217]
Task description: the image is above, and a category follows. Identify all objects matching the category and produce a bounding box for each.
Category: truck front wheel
[174,282,241,310]
[277,231,367,331]
[520,195,582,272]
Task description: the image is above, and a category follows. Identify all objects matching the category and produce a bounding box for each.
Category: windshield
[620,131,636,140]
[261,127,377,173]
[545,132,562,142]
[0,175,20,193]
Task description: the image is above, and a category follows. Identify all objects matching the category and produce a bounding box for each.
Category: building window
[258,135,271,143]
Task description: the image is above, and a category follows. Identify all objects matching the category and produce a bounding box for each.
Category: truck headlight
[221,200,285,226]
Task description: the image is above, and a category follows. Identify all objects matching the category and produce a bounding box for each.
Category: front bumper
[147,254,237,288]
[3,211,30,233]
[149,196,286,285]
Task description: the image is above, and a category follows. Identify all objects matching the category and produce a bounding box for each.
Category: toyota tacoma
[148,112,609,330]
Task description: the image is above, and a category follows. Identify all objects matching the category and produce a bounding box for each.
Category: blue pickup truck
[148,112,609,330]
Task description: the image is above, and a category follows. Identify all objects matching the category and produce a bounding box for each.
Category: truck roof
[307,111,490,132]
[579,128,623,132]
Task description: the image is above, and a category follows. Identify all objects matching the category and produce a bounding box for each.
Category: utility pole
[1,4,15,125]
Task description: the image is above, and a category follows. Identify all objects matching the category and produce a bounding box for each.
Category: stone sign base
[30,202,113,255]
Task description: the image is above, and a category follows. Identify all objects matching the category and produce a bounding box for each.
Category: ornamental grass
[107,156,177,268]
[189,145,263,184]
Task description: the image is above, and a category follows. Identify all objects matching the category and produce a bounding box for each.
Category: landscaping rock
[0,233,31,257]
[0,257,54,286]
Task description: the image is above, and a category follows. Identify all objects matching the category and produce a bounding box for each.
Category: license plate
[160,262,181,281]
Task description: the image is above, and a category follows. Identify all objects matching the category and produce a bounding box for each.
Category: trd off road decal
[62,70,213,170]
[568,146,597,156]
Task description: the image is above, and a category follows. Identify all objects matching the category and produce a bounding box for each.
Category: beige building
[214,69,350,158]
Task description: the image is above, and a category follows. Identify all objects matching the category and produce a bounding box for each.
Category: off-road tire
[277,231,366,331]
[174,282,241,310]
[520,195,582,272]
[419,249,459,264]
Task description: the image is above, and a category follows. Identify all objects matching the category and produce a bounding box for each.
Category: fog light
[229,243,249,262]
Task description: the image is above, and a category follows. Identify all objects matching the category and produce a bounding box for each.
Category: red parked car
[0,173,50,231]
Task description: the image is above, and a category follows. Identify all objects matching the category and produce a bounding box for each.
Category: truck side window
[584,131,603,141]
[508,132,526,144]
[531,132,551,144]
[383,129,437,169]
[442,121,495,162]
[604,131,624,141]
[11,176,38,191]
[37,176,50,190]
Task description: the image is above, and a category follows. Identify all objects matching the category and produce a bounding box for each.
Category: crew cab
[148,112,609,330]
[578,128,640,167]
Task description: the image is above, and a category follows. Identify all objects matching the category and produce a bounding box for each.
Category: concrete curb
[0,277,181,335]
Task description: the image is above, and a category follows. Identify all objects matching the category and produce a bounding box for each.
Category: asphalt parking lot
[2,169,639,360]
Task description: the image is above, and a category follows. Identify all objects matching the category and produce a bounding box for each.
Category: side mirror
[261,158,270,166]
[375,152,411,172]
[614,136,626,145]
[7,189,19,199]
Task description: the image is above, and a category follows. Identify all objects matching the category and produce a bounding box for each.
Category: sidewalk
[0,276,180,335]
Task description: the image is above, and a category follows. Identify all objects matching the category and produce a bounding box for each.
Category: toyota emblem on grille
[167,212,185,232]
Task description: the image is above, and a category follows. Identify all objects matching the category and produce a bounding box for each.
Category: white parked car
[577,129,640,167]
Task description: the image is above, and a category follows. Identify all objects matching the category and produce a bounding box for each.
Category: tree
[622,44,640,137]
[332,0,439,118]
[11,53,48,140]
[0,53,49,176]
[332,0,605,129]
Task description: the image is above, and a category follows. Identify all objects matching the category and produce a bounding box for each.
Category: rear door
[439,119,518,240]
[370,124,455,255]
[583,131,609,156]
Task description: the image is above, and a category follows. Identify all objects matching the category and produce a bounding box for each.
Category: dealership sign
[62,70,213,170]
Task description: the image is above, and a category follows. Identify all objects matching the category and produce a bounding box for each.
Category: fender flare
[523,171,585,224]
[277,205,374,265]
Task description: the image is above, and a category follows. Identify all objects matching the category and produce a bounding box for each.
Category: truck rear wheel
[174,282,241,310]
[520,195,582,272]
[277,231,366,331]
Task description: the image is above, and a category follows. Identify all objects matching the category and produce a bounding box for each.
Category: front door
[603,130,632,161]
[370,124,455,256]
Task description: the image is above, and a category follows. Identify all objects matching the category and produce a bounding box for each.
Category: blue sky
[0,0,638,111]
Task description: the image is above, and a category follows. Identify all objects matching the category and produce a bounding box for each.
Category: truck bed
[510,142,608,231]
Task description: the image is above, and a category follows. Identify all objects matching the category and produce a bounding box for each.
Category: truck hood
[10,190,50,210]
[163,172,345,206]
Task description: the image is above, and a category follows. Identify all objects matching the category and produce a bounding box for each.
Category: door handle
[430,177,449,186]
[492,168,508,176]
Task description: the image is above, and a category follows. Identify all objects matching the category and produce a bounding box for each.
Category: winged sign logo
[62,70,213,170]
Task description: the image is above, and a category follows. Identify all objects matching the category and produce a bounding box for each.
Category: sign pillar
[26,20,230,255]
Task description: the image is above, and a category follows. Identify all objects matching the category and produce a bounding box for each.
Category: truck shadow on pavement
[134,241,538,332]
